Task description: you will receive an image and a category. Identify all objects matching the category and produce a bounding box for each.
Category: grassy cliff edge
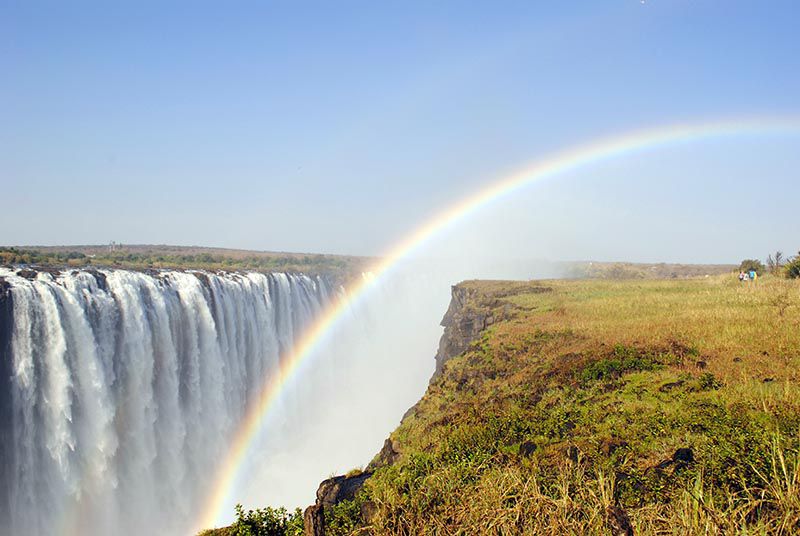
[207,274,800,535]
[313,276,800,535]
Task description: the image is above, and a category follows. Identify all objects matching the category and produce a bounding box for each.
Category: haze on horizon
[2,1,799,264]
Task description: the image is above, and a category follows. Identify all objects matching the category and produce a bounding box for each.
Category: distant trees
[766,251,785,274]
[785,252,800,279]
[738,259,765,275]
[740,251,800,279]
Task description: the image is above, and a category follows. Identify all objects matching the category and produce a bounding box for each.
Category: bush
[230,504,303,536]
[739,259,765,275]
[785,253,800,279]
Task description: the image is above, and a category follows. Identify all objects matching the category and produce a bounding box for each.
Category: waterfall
[0,267,331,536]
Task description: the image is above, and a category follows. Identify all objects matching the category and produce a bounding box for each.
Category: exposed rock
[86,269,108,291]
[432,284,532,377]
[606,504,635,536]
[367,438,401,471]
[303,504,324,536]
[695,360,707,369]
[433,286,488,377]
[16,269,37,280]
[303,471,374,536]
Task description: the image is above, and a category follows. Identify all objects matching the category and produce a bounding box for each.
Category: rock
[433,286,487,377]
[367,438,400,470]
[303,471,374,535]
[86,269,108,291]
[733,357,742,363]
[695,360,707,369]
[606,504,635,536]
[16,269,36,280]
[518,441,537,457]
[432,284,531,377]
[303,504,325,536]
[316,472,373,508]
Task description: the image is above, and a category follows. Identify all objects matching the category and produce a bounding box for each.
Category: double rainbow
[196,116,800,531]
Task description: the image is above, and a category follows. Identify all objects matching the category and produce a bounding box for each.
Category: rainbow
[196,116,800,531]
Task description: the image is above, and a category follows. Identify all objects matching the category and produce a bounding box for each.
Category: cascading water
[0,267,332,536]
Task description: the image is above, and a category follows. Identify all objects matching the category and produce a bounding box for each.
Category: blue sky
[2,1,799,262]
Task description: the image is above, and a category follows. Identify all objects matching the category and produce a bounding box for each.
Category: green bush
[230,504,303,536]
[579,344,662,383]
[739,259,766,275]
[785,253,800,279]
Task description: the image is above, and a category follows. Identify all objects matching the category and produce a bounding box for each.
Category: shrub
[739,259,766,275]
[230,504,303,536]
[785,253,800,279]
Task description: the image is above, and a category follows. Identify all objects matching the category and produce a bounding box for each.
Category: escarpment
[302,281,532,536]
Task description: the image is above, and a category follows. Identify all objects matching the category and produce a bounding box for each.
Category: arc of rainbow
[196,116,800,531]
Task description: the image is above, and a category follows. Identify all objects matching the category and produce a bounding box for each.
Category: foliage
[739,258,766,275]
[768,251,786,274]
[785,252,800,279]
[325,498,363,536]
[0,246,363,277]
[577,343,663,383]
[339,276,800,534]
[201,275,800,535]
[229,504,303,536]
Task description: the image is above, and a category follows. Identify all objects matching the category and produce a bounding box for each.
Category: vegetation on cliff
[321,275,800,534]
[0,245,366,277]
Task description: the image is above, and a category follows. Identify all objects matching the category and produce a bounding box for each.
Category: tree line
[739,250,800,279]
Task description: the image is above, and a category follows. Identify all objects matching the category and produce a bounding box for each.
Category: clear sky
[2,1,799,262]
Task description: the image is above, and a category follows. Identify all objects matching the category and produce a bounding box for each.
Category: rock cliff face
[303,282,510,535]
[303,471,374,535]
[434,284,501,376]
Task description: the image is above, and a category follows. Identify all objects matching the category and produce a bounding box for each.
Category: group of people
[738,269,758,282]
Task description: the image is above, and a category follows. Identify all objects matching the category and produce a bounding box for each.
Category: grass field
[201,274,800,535]
[315,275,800,535]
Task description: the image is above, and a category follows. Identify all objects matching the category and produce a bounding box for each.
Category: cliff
[298,276,800,535]
[302,280,545,535]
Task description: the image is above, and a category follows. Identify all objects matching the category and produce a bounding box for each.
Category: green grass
[334,275,800,535]
[201,275,800,535]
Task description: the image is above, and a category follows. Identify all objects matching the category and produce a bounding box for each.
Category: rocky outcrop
[366,438,401,471]
[303,471,373,536]
[433,284,519,376]
[301,282,542,535]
